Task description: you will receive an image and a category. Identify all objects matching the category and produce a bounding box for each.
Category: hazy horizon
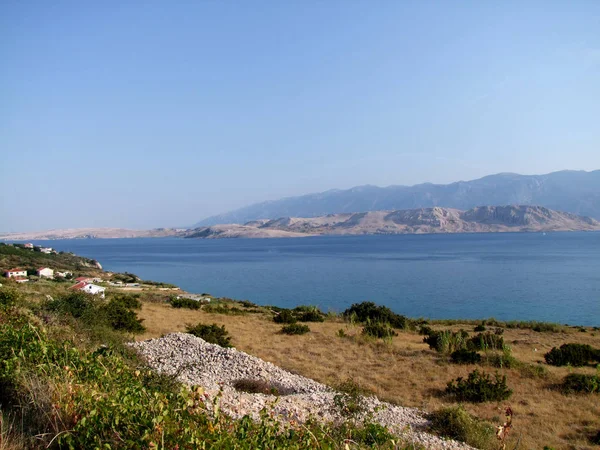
[2,2,599,232]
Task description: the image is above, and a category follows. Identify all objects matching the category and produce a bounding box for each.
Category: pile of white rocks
[130,333,473,449]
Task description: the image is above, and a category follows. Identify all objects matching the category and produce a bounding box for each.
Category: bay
[33,232,600,326]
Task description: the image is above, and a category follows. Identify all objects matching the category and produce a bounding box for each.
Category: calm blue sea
[29,233,600,326]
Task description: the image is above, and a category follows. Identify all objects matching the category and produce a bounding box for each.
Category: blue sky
[1,1,599,231]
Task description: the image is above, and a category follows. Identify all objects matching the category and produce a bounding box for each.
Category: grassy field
[138,300,600,450]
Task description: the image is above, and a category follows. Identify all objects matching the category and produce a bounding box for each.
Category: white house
[70,281,106,298]
[56,271,73,278]
[37,267,54,278]
[24,243,34,249]
[40,248,54,254]
[5,268,27,278]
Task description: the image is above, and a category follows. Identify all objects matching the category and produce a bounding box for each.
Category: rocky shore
[131,333,473,449]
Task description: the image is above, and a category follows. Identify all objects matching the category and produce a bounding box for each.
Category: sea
[27,232,600,326]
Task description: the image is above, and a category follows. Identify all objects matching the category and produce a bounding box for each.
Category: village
[1,242,187,301]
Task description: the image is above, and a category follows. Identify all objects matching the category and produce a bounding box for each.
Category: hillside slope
[194,170,600,225]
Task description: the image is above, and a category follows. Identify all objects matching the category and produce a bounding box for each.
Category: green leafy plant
[273,309,297,324]
[468,332,504,351]
[427,405,496,449]
[450,349,482,364]
[185,323,232,347]
[281,324,310,335]
[474,323,486,332]
[544,343,600,367]
[170,297,201,309]
[333,378,367,418]
[561,373,599,394]
[343,301,410,329]
[362,321,397,339]
[423,329,470,354]
[446,369,512,402]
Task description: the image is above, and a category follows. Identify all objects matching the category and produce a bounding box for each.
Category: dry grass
[138,302,600,449]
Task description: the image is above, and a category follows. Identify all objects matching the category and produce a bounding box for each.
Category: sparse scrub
[333,378,368,418]
[281,324,310,335]
[446,369,512,403]
[0,287,21,308]
[423,329,469,354]
[544,343,600,367]
[561,373,599,394]
[170,297,201,309]
[474,323,486,332]
[450,349,481,365]
[232,379,294,396]
[273,309,297,324]
[362,321,398,339]
[468,332,504,351]
[343,301,410,329]
[427,405,496,449]
[185,322,232,347]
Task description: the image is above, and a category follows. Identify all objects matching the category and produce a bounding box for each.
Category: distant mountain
[193,170,600,226]
[0,228,187,241]
[186,205,600,238]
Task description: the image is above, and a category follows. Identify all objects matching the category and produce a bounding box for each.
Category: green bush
[468,332,504,351]
[561,373,599,394]
[333,378,367,418]
[185,323,232,347]
[474,324,486,332]
[110,293,141,309]
[46,292,100,319]
[0,287,21,307]
[544,343,600,367]
[273,309,297,324]
[424,329,470,354]
[281,324,310,335]
[170,297,201,309]
[483,348,519,369]
[450,349,481,364]
[296,309,325,322]
[232,379,294,396]
[362,321,397,339]
[427,406,496,448]
[446,369,512,403]
[102,298,145,333]
[343,301,410,329]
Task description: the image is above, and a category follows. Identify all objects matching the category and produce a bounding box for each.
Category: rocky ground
[131,333,474,449]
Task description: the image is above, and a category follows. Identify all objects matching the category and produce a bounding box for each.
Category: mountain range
[186,205,600,239]
[194,170,600,226]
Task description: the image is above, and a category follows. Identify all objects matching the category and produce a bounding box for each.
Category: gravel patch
[130,332,474,449]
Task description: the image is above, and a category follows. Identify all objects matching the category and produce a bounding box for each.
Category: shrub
[518,363,548,379]
[239,300,257,308]
[468,332,504,351]
[450,349,481,365]
[110,293,141,309]
[204,304,246,315]
[170,297,201,309]
[362,321,397,339]
[446,369,512,402]
[544,343,600,367]
[102,298,145,333]
[0,287,21,308]
[424,329,469,354]
[185,323,232,347]
[273,309,297,324]
[343,301,409,329]
[46,292,100,319]
[297,309,325,322]
[561,373,599,394]
[333,378,367,418]
[281,324,310,335]
[474,324,486,332]
[427,406,496,449]
[483,348,519,369]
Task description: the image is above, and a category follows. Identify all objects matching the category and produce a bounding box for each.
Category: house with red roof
[70,282,106,298]
[4,268,27,278]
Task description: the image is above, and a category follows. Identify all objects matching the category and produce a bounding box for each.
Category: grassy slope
[138,301,600,450]
[0,244,103,276]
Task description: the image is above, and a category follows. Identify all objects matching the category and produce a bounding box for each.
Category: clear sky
[1,1,599,231]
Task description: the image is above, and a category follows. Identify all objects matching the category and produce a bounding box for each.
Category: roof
[6,268,26,273]
[38,267,52,271]
[70,281,88,290]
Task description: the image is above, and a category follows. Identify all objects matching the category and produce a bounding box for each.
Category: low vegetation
[544,343,600,367]
[446,369,513,403]
[343,301,410,329]
[232,379,294,396]
[281,323,311,335]
[170,297,201,309]
[427,406,496,449]
[185,322,233,347]
[562,373,599,394]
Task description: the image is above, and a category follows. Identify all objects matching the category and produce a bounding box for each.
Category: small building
[70,282,106,299]
[37,267,54,278]
[40,248,54,254]
[56,271,73,278]
[5,268,27,278]
[24,243,34,249]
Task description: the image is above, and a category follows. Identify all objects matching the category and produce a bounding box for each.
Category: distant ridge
[193,170,600,226]
[186,205,600,239]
